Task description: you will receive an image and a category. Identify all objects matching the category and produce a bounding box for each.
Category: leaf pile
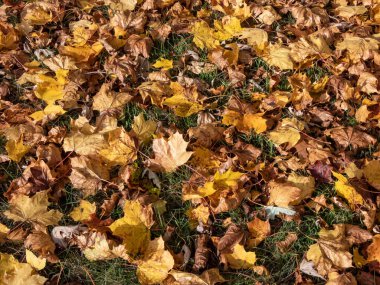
[1,0,380,284]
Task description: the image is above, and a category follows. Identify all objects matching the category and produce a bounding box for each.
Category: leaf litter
[1,0,380,284]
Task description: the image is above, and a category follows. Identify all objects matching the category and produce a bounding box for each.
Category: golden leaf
[5,139,30,162]
[109,200,153,255]
[222,111,267,134]
[30,104,66,122]
[69,20,98,47]
[25,250,46,271]
[306,224,353,277]
[148,132,193,172]
[70,200,96,222]
[59,42,104,63]
[263,44,294,70]
[267,181,302,208]
[186,204,210,229]
[4,191,63,229]
[223,244,256,270]
[131,113,157,144]
[164,82,204,117]
[93,83,132,112]
[191,21,220,50]
[332,172,364,209]
[247,217,270,247]
[0,253,47,285]
[99,128,137,166]
[152,58,173,70]
[268,118,304,147]
[136,237,174,285]
[239,28,268,51]
[183,169,244,200]
[214,16,242,41]
[34,69,68,105]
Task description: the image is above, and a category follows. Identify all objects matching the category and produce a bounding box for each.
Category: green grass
[42,250,138,285]
[150,34,193,62]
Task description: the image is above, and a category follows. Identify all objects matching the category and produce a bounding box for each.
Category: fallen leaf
[148,132,193,172]
[136,236,174,285]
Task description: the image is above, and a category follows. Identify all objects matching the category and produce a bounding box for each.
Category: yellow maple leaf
[148,132,193,172]
[239,28,268,51]
[164,82,204,117]
[222,111,267,134]
[4,191,63,229]
[186,204,210,229]
[191,21,220,50]
[25,250,46,271]
[59,42,103,63]
[136,236,174,285]
[268,118,304,147]
[93,83,132,112]
[332,172,364,209]
[5,139,30,162]
[214,16,242,41]
[306,224,353,277]
[263,43,294,70]
[0,253,47,285]
[223,244,256,270]
[152,58,173,70]
[109,200,153,255]
[34,69,68,105]
[30,104,66,122]
[69,20,98,47]
[69,200,96,222]
[131,113,157,144]
[184,168,244,200]
[99,128,137,166]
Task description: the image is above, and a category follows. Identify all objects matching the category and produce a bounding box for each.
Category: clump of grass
[150,34,193,62]
[43,250,138,285]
